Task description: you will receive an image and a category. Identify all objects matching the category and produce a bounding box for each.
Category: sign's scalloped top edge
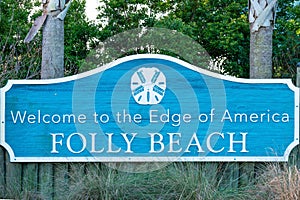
[2,54,298,93]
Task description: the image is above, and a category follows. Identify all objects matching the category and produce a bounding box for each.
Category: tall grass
[255,164,300,200]
[0,180,43,200]
[67,163,254,200]
[2,162,300,199]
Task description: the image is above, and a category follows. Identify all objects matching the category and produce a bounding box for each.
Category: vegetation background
[1,0,299,85]
[0,0,300,199]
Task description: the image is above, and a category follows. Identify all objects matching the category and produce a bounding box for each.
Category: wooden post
[0,96,4,195]
[250,26,273,78]
[39,1,68,199]
[294,62,300,167]
[39,163,54,199]
[0,147,5,196]
[22,164,39,198]
[53,164,69,199]
[242,0,278,185]
[297,62,300,87]
[5,152,22,198]
[24,1,73,198]
[249,0,277,78]
[41,15,64,79]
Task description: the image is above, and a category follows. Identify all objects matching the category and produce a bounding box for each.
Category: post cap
[297,62,300,68]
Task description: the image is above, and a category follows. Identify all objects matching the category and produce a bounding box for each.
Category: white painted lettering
[149,110,159,123]
[67,133,87,154]
[89,133,104,153]
[185,133,204,153]
[183,114,192,123]
[10,110,26,123]
[249,113,258,122]
[221,109,232,122]
[207,132,224,153]
[133,114,142,123]
[228,132,248,153]
[282,113,289,122]
[106,133,121,153]
[51,133,64,153]
[149,133,164,153]
[168,133,182,153]
[121,133,137,153]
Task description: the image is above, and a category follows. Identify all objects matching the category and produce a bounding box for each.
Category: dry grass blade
[255,164,300,200]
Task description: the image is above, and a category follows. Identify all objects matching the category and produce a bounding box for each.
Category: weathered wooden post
[249,0,277,78]
[297,62,300,87]
[297,62,300,166]
[41,2,64,79]
[25,0,72,79]
[240,0,278,186]
[24,1,72,198]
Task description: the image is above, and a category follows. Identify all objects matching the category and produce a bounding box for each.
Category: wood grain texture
[0,147,5,196]
[41,15,64,79]
[22,163,40,198]
[3,58,297,161]
[250,26,273,78]
[5,152,22,198]
[39,163,54,199]
[53,163,69,199]
[0,55,298,198]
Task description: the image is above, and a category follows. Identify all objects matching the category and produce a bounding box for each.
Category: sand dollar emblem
[131,67,166,105]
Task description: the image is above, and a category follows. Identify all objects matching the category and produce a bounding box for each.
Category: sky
[85,0,100,20]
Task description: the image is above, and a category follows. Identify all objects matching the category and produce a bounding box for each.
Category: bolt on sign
[0,55,299,162]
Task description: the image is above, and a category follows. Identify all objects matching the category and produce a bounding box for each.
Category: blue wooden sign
[0,54,299,162]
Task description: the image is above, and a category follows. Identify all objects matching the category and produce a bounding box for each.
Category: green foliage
[158,0,250,77]
[64,0,98,76]
[97,0,160,40]
[95,0,299,78]
[0,0,97,86]
[0,0,41,86]
[79,27,211,74]
[96,0,250,77]
[0,0,299,83]
[273,0,300,79]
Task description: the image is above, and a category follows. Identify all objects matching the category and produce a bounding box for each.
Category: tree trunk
[248,0,277,79]
[250,26,273,78]
[41,16,64,79]
[40,14,65,200]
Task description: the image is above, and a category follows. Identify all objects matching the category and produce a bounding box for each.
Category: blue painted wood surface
[0,55,299,162]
